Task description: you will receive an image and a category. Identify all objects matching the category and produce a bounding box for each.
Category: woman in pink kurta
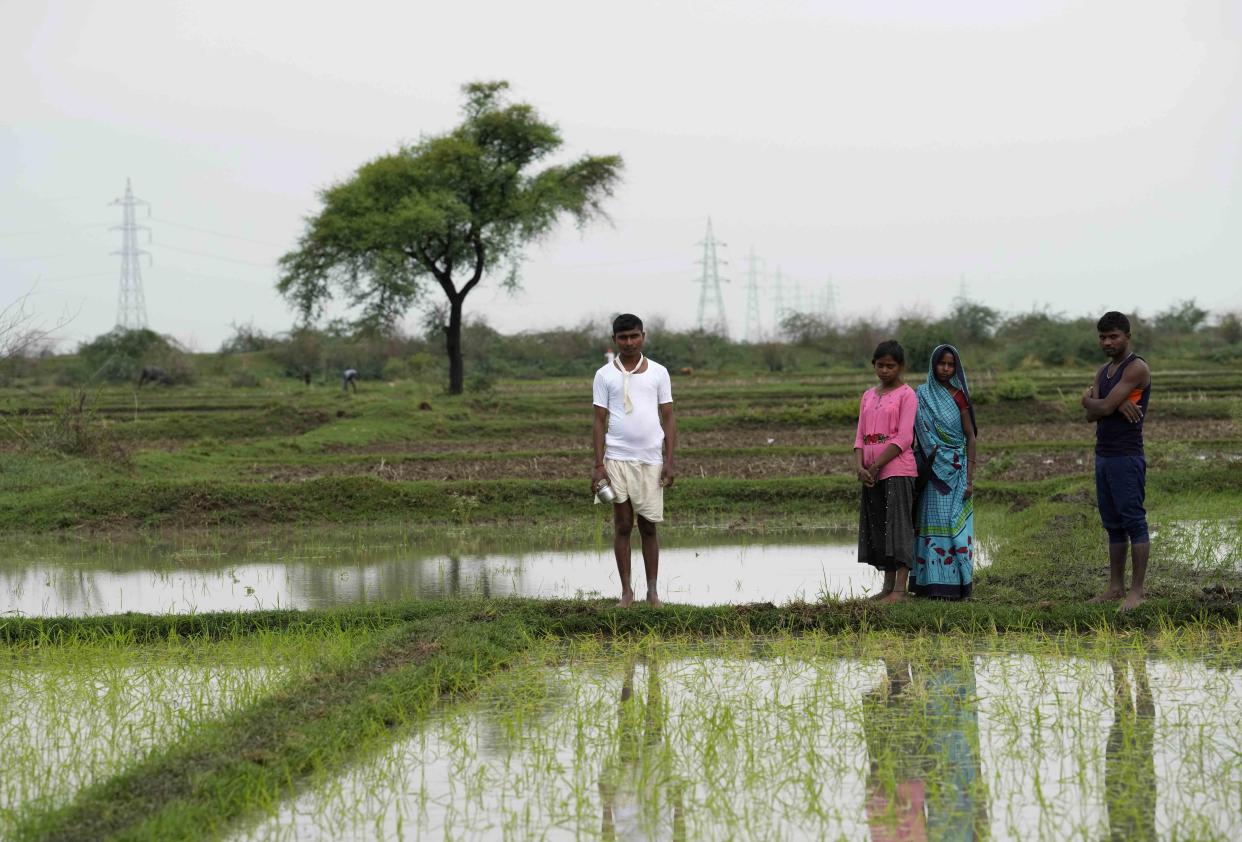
[854,340,918,602]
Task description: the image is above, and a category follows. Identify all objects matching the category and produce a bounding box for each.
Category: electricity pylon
[771,267,785,334]
[695,218,729,336]
[111,177,151,330]
[819,279,838,322]
[742,246,763,342]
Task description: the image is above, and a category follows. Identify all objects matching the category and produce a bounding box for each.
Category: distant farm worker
[342,368,358,392]
[854,340,918,603]
[592,313,677,607]
[1082,311,1151,612]
[912,344,978,600]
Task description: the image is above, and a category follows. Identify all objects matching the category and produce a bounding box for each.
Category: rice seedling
[234,632,1241,841]
[0,625,381,838]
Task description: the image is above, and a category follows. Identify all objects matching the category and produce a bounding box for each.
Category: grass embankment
[1,367,1239,530]
[3,463,1239,532]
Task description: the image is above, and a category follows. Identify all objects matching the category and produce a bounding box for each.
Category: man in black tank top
[1081,312,1151,612]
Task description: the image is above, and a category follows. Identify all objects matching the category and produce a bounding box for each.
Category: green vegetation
[276,80,623,394]
[1,354,1239,531]
[3,607,1239,840]
[1,346,1239,839]
[234,635,1241,841]
[0,624,382,834]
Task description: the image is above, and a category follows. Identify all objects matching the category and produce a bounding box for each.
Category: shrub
[72,328,195,385]
[381,357,410,381]
[219,322,279,354]
[993,376,1038,401]
[465,370,496,393]
[28,389,130,464]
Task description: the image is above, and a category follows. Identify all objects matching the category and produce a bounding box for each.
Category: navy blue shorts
[1095,455,1148,544]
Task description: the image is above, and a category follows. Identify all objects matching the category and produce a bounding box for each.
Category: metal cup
[595,479,617,503]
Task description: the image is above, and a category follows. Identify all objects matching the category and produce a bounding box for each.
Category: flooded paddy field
[224,636,1242,841]
[1,526,993,617]
[0,368,1239,840]
[5,625,1239,841]
[0,626,381,839]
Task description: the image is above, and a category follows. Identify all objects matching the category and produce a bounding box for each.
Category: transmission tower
[111,177,151,330]
[954,276,972,313]
[819,279,838,321]
[694,218,729,336]
[771,267,785,333]
[742,246,764,342]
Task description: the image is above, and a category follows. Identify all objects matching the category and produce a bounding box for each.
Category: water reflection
[863,657,988,841]
[235,644,1242,841]
[1105,655,1155,842]
[0,528,885,616]
[599,657,685,841]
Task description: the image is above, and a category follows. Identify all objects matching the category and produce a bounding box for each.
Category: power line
[0,222,113,240]
[155,242,276,269]
[158,266,280,286]
[0,252,83,264]
[28,271,114,285]
[149,216,287,248]
[554,254,681,268]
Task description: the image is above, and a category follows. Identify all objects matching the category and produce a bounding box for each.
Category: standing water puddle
[0,528,982,616]
[235,641,1242,841]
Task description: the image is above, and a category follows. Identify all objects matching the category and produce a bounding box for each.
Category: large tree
[278,81,623,393]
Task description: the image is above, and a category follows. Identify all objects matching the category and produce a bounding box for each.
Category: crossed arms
[1082,359,1149,423]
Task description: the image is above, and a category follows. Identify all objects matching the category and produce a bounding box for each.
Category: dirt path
[251,447,1123,484]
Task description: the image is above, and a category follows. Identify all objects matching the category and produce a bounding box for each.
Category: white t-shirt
[592,359,673,464]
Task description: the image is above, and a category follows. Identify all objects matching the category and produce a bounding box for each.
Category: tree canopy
[278,81,624,393]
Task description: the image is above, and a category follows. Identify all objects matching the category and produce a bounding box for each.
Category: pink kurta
[854,384,917,480]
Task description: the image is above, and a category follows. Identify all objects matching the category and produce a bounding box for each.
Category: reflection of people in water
[1105,655,1156,842]
[599,657,685,841]
[862,657,988,842]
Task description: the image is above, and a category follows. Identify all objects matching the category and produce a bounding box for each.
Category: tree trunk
[445,294,464,394]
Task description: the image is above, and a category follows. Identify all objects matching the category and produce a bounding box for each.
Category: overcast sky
[4,0,1240,351]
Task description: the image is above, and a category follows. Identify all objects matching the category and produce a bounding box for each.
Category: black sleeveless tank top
[1095,354,1150,457]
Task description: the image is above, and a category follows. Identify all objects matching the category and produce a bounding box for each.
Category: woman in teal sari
[913,345,977,599]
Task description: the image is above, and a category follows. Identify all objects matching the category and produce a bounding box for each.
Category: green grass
[0,367,1239,839]
[0,623,387,840]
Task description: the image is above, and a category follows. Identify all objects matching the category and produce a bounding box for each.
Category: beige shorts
[605,459,665,523]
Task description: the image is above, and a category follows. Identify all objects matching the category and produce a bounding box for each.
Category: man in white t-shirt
[592,314,678,607]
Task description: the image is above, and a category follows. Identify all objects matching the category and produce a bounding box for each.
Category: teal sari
[913,345,975,599]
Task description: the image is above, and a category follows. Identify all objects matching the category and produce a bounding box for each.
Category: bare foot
[617,592,635,608]
[1088,590,1124,604]
[646,592,662,607]
[867,590,892,602]
[879,591,908,604]
[1119,592,1145,613]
